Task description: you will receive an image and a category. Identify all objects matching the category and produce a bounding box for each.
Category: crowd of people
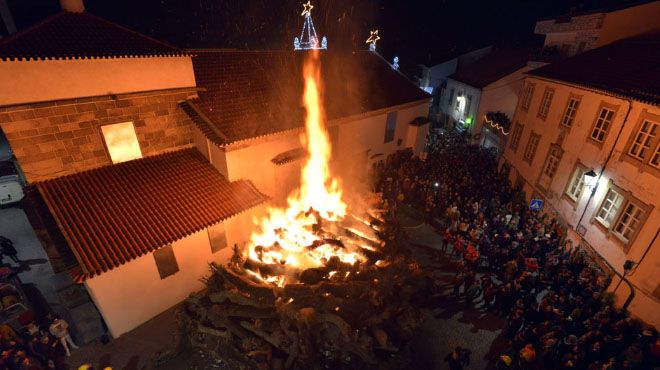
[373,131,660,370]
[0,311,77,370]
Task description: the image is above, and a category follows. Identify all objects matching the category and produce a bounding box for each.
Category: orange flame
[247,51,364,279]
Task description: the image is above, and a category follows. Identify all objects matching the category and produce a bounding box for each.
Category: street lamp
[584,169,598,189]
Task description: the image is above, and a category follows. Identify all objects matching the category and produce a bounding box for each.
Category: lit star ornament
[301,1,314,16]
[366,30,380,51]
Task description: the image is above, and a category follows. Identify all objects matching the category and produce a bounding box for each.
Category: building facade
[501,33,660,327]
[534,0,660,60]
[0,9,430,338]
[437,49,532,155]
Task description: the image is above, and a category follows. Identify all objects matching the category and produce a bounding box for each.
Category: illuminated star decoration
[294,1,327,50]
[366,30,380,51]
[301,1,314,16]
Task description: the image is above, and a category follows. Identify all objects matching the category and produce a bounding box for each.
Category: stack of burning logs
[176,209,428,369]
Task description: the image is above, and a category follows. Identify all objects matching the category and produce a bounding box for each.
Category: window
[590,106,616,142]
[628,120,658,161]
[538,146,562,190]
[537,88,554,119]
[101,122,142,164]
[523,132,540,164]
[561,96,580,127]
[595,188,623,227]
[509,122,524,151]
[521,83,535,111]
[384,111,397,143]
[613,202,644,243]
[652,145,660,169]
[565,165,586,202]
[594,183,650,248]
[448,88,455,105]
[465,95,472,117]
[208,223,228,254]
[153,244,179,279]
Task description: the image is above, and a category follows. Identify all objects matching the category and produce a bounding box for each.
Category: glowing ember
[246,51,374,285]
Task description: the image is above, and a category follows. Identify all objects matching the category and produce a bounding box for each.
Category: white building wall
[473,66,532,150]
[438,79,481,130]
[224,101,429,203]
[501,76,660,327]
[0,56,196,106]
[84,207,261,338]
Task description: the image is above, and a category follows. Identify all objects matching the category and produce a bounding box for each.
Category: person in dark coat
[0,236,19,263]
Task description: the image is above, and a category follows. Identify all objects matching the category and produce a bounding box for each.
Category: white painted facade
[0,56,196,106]
[437,66,530,155]
[84,207,263,337]
[193,101,430,205]
[534,0,660,58]
[501,76,660,328]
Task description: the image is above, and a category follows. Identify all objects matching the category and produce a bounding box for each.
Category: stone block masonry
[0,88,198,183]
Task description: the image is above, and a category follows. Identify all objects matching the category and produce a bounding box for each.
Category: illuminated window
[561,97,580,127]
[628,120,658,161]
[509,122,524,151]
[596,188,623,227]
[539,146,562,189]
[565,165,586,202]
[537,88,554,119]
[523,132,540,164]
[101,122,142,164]
[384,111,397,143]
[593,183,650,248]
[590,107,615,142]
[521,83,535,111]
[613,202,644,243]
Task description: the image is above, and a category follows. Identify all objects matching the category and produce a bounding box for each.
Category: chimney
[0,0,17,35]
[59,0,85,13]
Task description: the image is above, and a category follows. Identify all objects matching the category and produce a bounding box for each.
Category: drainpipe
[575,98,636,311]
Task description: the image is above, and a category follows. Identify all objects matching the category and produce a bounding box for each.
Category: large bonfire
[177,51,426,370]
[244,50,379,286]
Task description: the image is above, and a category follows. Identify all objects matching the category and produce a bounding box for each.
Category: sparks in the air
[301,1,314,17]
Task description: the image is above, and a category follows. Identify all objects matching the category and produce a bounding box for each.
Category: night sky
[5,0,649,76]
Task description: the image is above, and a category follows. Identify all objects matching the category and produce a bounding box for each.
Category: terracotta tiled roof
[527,31,660,105]
[0,11,184,60]
[188,50,430,145]
[448,48,533,89]
[36,148,267,279]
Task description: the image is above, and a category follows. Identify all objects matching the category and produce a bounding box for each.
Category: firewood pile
[176,210,428,369]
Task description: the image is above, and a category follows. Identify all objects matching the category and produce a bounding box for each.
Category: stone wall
[534,13,605,34]
[0,88,198,182]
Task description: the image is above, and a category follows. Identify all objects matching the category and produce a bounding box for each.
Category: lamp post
[583,169,598,191]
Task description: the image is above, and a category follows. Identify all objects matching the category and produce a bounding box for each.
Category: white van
[0,161,24,206]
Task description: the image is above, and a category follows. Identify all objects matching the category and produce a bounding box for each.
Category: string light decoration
[366,30,380,51]
[392,56,399,70]
[483,114,510,135]
[294,1,327,50]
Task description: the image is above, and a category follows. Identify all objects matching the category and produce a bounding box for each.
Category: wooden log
[239,321,285,350]
[212,303,277,319]
[197,324,232,343]
[209,290,274,309]
[212,263,276,303]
